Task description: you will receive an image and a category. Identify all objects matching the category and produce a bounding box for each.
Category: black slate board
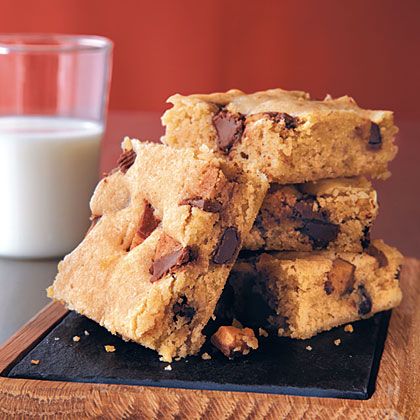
[5,311,391,400]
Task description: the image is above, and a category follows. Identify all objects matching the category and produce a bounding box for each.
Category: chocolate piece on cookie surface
[48,139,268,362]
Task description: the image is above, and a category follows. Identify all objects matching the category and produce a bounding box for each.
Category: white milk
[0,116,103,258]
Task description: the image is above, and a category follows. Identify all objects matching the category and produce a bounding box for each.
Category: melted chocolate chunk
[357,285,372,316]
[366,243,388,268]
[213,227,240,264]
[150,247,191,282]
[117,149,137,173]
[266,112,299,129]
[131,202,160,249]
[173,296,196,323]
[212,109,245,153]
[361,226,371,249]
[368,123,382,150]
[298,220,340,249]
[179,197,222,213]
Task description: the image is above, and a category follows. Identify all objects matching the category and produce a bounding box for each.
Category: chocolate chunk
[150,233,192,282]
[357,285,372,316]
[212,109,245,153]
[213,227,241,264]
[150,247,191,282]
[326,258,356,296]
[179,197,222,213]
[291,197,340,249]
[366,243,388,268]
[361,226,371,249]
[173,295,196,323]
[138,203,160,240]
[293,199,328,222]
[130,202,161,250]
[266,112,299,129]
[368,123,382,150]
[298,220,340,249]
[117,149,137,173]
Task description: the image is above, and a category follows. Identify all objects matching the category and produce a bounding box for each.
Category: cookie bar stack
[48,88,403,362]
[162,89,403,345]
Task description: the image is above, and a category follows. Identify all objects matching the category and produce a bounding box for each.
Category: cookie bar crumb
[334,339,342,346]
[104,345,116,353]
[258,328,268,337]
[72,335,80,342]
[211,326,258,358]
[164,364,172,371]
[30,359,40,365]
[306,346,313,351]
[84,330,90,336]
[344,324,354,333]
[201,352,212,360]
[211,314,216,321]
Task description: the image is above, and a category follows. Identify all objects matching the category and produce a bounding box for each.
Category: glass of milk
[0,34,113,258]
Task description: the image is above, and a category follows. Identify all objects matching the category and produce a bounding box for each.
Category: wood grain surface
[0,259,419,419]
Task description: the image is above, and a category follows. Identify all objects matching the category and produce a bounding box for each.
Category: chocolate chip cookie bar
[162,88,398,183]
[48,138,268,362]
[223,240,402,339]
[245,176,378,252]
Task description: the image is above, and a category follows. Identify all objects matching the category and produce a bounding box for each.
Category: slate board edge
[4,311,393,401]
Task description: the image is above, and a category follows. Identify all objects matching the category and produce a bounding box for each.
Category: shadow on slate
[5,310,391,400]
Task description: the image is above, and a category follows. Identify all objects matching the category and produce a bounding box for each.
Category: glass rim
[0,33,113,54]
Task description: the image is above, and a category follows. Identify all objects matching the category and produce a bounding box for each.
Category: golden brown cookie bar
[244,177,378,252]
[48,139,268,362]
[162,88,398,183]
[223,240,402,339]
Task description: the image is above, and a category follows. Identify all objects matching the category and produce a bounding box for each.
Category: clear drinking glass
[0,34,113,258]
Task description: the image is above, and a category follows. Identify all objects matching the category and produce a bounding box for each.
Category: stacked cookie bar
[48,88,403,361]
[162,88,403,346]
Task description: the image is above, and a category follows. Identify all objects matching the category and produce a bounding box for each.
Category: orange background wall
[1,0,419,118]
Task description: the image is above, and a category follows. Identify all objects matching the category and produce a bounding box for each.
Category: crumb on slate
[334,339,341,346]
[306,346,312,351]
[211,314,216,321]
[258,328,268,338]
[84,330,90,336]
[54,337,60,341]
[164,364,172,371]
[344,324,354,333]
[104,345,116,353]
[201,352,212,360]
[30,359,40,365]
[72,335,80,342]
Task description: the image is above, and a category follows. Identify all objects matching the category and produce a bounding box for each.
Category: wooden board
[0,258,419,419]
